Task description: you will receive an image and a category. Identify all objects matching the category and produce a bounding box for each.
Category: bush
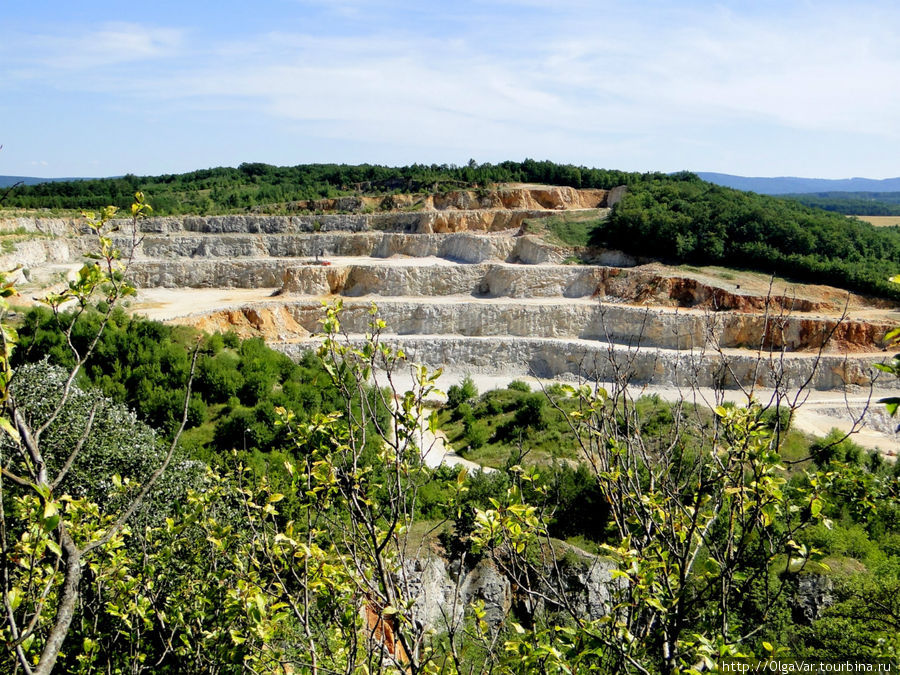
[811,430,865,467]
[508,380,531,393]
[513,393,548,430]
[222,330,241,349]
[447,375,478,408]
[455,402,475,425]
[759,405,792,432]
[464,419,490,450]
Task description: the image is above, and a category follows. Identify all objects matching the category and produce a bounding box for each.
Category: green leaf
[810,497,823,518]
[0,416,20,442]
[879,397,900,416]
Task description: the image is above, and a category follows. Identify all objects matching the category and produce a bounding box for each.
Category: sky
[1,0,898,179]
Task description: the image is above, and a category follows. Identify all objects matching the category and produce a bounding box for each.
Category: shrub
[464,419,490,450]
[455,402,475,425]
[508,379,531,393]
[447,375,478,408]
[513,393,548,430]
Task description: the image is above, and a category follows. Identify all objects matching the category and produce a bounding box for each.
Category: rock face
[793,574,835,623]
[178,299,892,355]
[119,231,561,265]
[135,259,893,354]
[401,548,619,634]
[0,216,81,237]
[130,257,864,319]
[459,559,512,629]
[284,185,610,214]
[276,335,887,390]
[11,191,897,394]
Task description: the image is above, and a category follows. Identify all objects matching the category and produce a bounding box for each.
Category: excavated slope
[6,184,897,391]
[172,298,891,354]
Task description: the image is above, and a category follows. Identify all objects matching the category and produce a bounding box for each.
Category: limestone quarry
[4,183,900,452]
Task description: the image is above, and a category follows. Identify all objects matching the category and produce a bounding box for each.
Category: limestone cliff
[173,299,893,354]
[276,335,889,390]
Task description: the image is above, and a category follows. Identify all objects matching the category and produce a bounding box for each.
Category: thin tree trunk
[33,529,81,675]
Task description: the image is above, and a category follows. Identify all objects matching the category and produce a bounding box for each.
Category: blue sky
[2,1,898,178]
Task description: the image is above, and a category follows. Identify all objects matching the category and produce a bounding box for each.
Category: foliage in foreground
[9,303,900,671]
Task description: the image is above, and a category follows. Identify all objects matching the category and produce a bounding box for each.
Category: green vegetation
[5,193,900,672]
[781,191,900,216]
[522,210,609,247]
[0,160,658,215]
[13,305,389,491]
[594,173,900,299]
[0,227,53,254]
[9,160,900,301]
[6,292,900,670]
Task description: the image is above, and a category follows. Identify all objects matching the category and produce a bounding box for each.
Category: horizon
[3,1,900,179]
[4,167,900,185]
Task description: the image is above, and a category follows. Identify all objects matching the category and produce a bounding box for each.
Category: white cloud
[6,2,900,175]
[18,22,185,70]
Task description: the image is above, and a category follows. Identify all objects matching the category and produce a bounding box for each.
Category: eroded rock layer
[172,299,892,354]
[275,335,881,391]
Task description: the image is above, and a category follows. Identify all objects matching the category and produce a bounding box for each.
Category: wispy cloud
[12,22,185,70]
[4,2,900,176]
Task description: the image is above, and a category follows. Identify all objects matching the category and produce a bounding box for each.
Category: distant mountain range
[696,172,900,195]
[0,175,88,188]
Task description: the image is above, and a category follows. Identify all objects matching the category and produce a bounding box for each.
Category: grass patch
[563,535,601,555]
[522,210,609,247]
[0,227,56,254]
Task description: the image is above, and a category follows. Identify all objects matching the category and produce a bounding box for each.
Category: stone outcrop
[286,185,611,214]
[133,259,889,325]
[793,574,835,623]
[122,231,563,265]
[401,546,619,634]
[0,216,80,237]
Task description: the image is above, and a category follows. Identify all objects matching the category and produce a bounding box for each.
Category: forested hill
[593,174,900,301]
[778,191,900,216]
[0,160,658,214]
[0,175,89,187]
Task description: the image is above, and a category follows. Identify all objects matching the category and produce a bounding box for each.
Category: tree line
[1,160,659,215]
[781,191,900,216]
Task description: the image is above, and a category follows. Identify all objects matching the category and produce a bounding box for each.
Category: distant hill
[697,172,900,195]
[0,175,89,188]
[778,191,900,216]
